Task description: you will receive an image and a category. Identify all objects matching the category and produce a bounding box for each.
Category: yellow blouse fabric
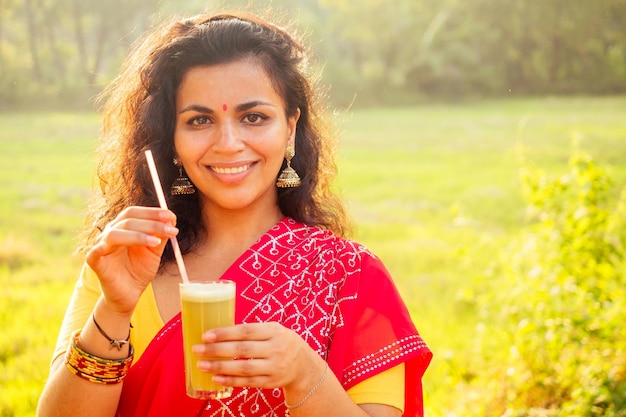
[53,265,405,412]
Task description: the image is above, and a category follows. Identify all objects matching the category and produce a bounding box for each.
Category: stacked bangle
[65,330,134,384]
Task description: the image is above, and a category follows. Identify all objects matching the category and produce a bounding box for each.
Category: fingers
[108,206,177,234]
[193,339,265,360]
[196,323,285,357]
[194,323,273,358]
[192,323,299,388]
[203,359,275,388]
[201,322,275,343]
[118,206,177,224]
[102,219,177,248]
[198,356,289,389]
[90,207,178,255]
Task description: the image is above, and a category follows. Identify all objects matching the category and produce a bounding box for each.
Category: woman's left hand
[193,322,320,390]
[193,323,401,417]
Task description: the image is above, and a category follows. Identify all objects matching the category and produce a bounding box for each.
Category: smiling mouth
[210,164,252,174]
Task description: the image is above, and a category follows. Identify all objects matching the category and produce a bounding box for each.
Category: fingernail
[165,226,179,235]
[202,331,217,342]
[146,236,161,247]
[160,211,176,222]
[212,375,226,384]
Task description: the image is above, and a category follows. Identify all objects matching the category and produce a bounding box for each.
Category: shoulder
[283,217,371,250]
[281,217,383,272]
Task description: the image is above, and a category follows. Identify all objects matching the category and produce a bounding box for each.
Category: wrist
[92,314,131,351]
[98,295,137,319]
[93,298,134,339]
[283,356,329,409]
[72,298,134,360]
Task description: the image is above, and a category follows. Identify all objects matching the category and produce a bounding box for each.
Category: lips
[210,164,252,174]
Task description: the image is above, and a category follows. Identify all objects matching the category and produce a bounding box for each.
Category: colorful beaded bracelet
[65,330,134,385]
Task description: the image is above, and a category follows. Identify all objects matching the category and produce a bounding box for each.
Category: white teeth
[211,164,250,174]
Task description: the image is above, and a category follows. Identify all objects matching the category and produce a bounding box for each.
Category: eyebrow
[178,100,276,114]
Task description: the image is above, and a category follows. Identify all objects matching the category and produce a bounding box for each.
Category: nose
[211,119,245,153]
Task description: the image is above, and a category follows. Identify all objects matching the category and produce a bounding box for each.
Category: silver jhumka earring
[276,145,301,188]
[170,156,196,195]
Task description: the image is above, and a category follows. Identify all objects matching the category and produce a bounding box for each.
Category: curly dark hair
[79,11,350,265]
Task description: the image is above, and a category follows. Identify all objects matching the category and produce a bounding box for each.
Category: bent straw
[144,150,190,284]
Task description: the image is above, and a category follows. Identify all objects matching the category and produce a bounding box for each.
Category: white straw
[144,150,190,284]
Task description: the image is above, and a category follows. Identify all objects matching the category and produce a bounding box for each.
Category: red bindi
[222,104,228,111]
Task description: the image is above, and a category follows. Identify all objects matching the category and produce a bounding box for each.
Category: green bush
[472,148,626,416]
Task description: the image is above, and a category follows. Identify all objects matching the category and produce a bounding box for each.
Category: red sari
[117,218,431,417]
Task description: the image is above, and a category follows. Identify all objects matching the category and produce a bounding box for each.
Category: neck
[171,203,284,282]
[202,204,284,249]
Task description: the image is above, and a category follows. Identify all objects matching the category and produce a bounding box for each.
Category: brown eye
[243,113,268,124]
[189,116,211,126]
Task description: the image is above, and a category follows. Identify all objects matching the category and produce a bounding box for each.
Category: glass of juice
[179,280,235,400]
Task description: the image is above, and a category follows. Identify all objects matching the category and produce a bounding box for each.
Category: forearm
[37,361,124,417]
[283,354,400,417]
[37,298,133,417]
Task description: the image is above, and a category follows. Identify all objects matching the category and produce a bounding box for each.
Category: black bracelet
[92,314,131,351]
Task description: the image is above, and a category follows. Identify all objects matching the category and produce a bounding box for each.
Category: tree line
[2,0,625,109]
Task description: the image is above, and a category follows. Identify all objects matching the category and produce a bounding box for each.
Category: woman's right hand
[85,206,178,315]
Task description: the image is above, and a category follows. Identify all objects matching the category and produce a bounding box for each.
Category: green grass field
[1,97,625,416]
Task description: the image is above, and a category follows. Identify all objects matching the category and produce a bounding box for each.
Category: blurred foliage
[463,147,626,416]
[2,0,626,109]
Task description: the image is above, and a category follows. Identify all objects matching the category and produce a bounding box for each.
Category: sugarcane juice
[180,281,235,399]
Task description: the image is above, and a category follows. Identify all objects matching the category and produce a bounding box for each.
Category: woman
[38,11,431,417]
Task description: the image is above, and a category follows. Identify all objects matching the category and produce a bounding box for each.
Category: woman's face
[174,58,299,215]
